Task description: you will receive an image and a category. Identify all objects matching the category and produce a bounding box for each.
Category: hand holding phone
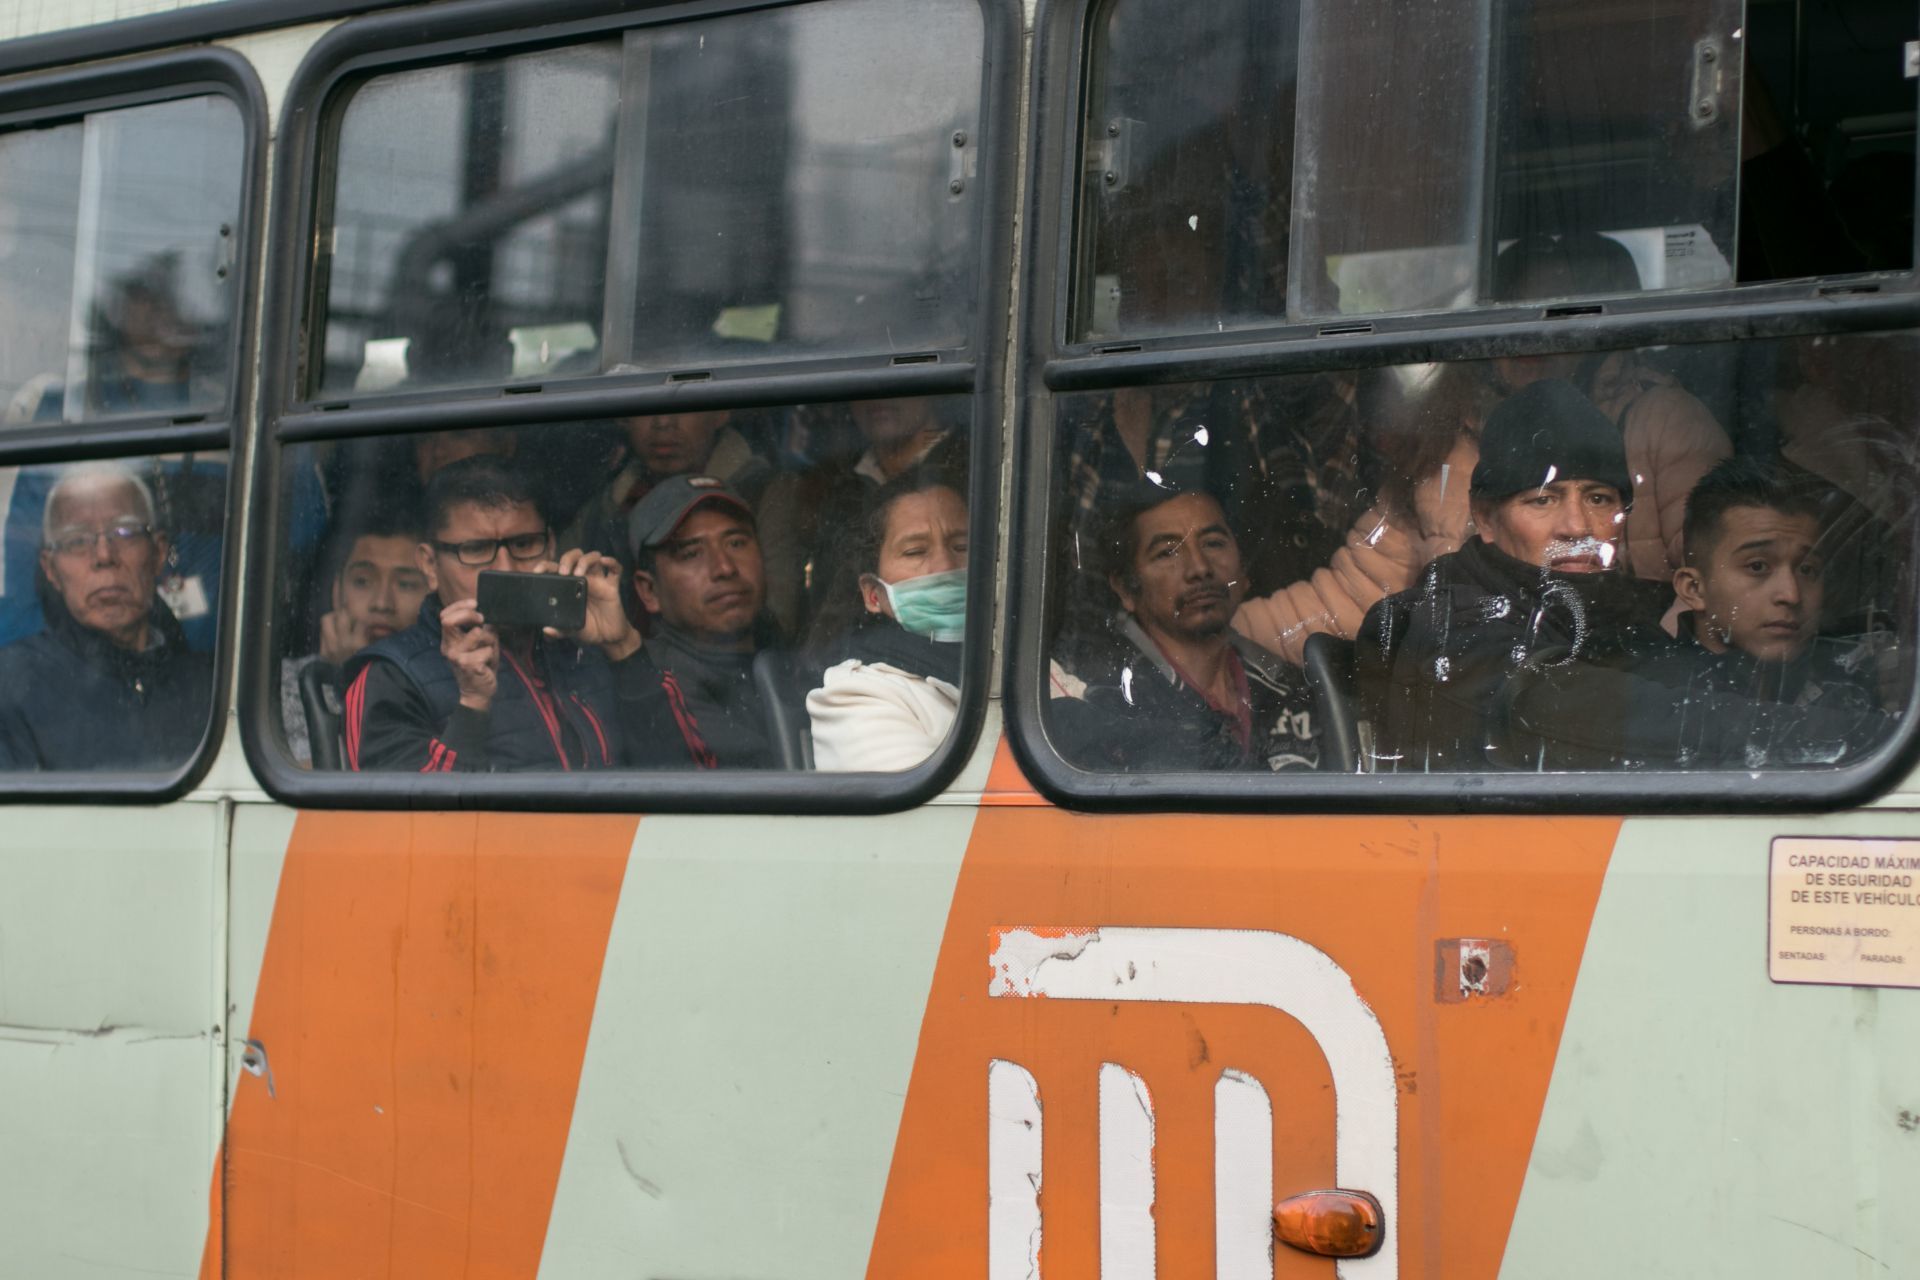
[476,570,588,632]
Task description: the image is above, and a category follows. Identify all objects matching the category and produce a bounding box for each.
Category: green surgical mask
[880,567,967,643]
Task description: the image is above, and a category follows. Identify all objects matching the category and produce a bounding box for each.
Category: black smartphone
[476,570,588,632]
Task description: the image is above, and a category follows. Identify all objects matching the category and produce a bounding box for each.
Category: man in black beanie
[1354,378,1673,771]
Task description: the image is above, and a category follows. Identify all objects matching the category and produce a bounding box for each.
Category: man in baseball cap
[613,474,777,769]
[1354,378,1672,770]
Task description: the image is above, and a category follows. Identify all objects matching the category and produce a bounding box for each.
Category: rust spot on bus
[1435,938,1515,1002]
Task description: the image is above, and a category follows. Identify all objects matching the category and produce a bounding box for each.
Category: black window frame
[238,0,1020,813]
[0,47,265,805]
[1005,0,1920,813]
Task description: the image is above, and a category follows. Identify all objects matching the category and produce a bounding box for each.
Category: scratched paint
[1097,1064,1155,1280]
[988,1060,1043,1280]
[1213,1069,1274,1279]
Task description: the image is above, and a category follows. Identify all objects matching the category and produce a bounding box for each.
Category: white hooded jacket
[806,658,959,772]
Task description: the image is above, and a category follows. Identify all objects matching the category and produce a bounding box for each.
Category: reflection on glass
[1738,0,1917,281]
[1486,0,1742,302]
[1044,334,1917,775]
[1288,0,1485,318]
[273,398,972,773]
[0,96,244,424]
[0,452,225,770]
[1074,0,1300,339]
[1077,0,1776,331]
[315,0,985,396]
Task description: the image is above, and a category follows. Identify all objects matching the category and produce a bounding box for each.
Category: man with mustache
[1050,483,1320,772]
[1355,378,1672,771]
[0,463,212,770]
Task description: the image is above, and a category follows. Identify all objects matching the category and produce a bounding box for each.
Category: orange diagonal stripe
[204,811,635,1279]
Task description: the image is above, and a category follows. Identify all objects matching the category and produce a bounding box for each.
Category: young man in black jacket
[344,456,633,772]
[1653,458,1889,765]
[0,463,211,770]
[1050,483,1320,773]
[1493,457,1894,770]
[617,474,776,769]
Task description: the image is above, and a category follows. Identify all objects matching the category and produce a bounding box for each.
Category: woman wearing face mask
[805,465,968,771]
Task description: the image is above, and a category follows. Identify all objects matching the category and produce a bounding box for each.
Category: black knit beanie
[1470,378,1634,504]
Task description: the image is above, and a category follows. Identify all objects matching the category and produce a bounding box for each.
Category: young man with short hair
[1651,457,1888,762]
[279,507,430,765]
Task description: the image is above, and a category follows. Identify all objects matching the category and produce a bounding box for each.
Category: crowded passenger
[1499,458,1891,769]
[1650,459,1886,762]
[5,260,218,424]
[343,455,629,772]
[0,264,232,647]
[561,409,794,638]
[1230,372,1370,586]
[616,474,776,769]
[1235,363,1487,663]
[1355,379,1672,770]
[1491,235,1733,581]
[806,465,967,771]
[1051,483,1320,772]
[279,506,429,766]
[560,409,773,575]
[0,463,211,770]
[761,395,962,634]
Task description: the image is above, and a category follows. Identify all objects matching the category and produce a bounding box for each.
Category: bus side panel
[534,806,981,1279]
[216,812,635,1279]
[865,803,1621,1279]
[0,802,224,1279]
[1502,813,1920,1278]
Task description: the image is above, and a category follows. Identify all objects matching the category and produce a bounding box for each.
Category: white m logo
[987,927,1398,1279]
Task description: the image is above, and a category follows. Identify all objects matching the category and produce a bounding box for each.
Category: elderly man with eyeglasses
[0,462,212,770]
[342,454,639,773]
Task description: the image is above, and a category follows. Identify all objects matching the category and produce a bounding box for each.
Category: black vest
[348,596,620,771]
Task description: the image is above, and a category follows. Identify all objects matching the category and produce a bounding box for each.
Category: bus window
[0,450,226,772]
[0,95,245,424]
[313,0,986,398]
[269,398,974,775]
[1074,0,1300,340]
[1740,0,1919,280]
[1286,0,1488,319]
[1040,332,1917,777]
[1077,0,1913,336]
[1482,0,1743,303]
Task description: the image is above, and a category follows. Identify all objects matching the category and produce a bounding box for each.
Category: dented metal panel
[0,802,224,1280]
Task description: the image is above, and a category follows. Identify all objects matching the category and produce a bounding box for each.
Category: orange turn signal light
[1272,1188,1385,1259]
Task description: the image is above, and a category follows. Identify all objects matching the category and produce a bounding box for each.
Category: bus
[0,0,1916,1275]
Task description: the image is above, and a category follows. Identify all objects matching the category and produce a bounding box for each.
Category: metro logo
[986,927,1399,1279]
[865,790,1620,1279]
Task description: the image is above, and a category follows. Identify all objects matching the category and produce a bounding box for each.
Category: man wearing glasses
[343,454,635,772]
[0,462,212,770]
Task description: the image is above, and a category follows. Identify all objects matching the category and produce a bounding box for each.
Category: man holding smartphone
[343,455,636,772]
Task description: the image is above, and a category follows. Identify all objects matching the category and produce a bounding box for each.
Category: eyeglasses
[47,521,154,558]
[432,531,550,566]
